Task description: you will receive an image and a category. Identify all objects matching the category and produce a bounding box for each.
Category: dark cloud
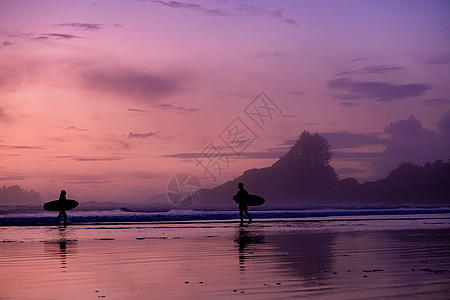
[55,23,104,31]
[322,132,388,149]
[372,116,450,177]
[422,98,450,106]
[149,0,232,16]
[81,66,181,103]
[37,33,83,40]
[336,64,406,76]
[438,113,450,135]
[328,77,431,101]
[128,132,156,138]
[384,116,425,136]
[2,41,13,47]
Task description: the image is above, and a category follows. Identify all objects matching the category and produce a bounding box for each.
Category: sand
[1,217,449,299]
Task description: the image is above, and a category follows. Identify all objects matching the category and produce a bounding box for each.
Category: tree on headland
[276,131,333,168]
[272,131,337,190]
[199,131,339,207]
[0,185,42,205]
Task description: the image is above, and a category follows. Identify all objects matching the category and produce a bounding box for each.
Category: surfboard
[233,194,265,206]
[43,199,79,211]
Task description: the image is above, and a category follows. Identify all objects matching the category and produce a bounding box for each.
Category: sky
[1,0,449,203]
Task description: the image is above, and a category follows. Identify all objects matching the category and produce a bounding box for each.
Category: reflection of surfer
[55,190,68,226]
[234,183,252,227]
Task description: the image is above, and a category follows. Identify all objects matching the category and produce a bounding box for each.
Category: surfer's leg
[245,210,252,224]
[62,211,67,225]
[55,211,62,223]
[239,209,244,226]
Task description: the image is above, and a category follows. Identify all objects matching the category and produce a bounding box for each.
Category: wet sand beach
[1,217,449,299]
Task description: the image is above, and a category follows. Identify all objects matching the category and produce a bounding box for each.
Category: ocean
[1,205,450,226]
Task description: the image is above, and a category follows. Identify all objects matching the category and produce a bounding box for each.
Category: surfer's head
[60,190,66,196]
[238,182,244,189]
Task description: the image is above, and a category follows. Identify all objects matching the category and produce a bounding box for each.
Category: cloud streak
[129,132,156,138]
[336,64,406,76]
[328,77,431,101]
[159,103,200,114]
[147,1,298,25]
[36,33,84,40]
[235,4,298,26]
[0,145,43,150]
[149,0,231,16]
[74,157,122,162]
[55,23,104,31]
[164,147,287,160]
[65,126,88,131]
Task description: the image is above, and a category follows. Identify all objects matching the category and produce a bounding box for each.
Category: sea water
[1,206,449,226]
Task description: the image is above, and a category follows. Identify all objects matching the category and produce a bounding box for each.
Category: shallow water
[1,217,450,299]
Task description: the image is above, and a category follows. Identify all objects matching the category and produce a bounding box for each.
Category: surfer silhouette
[55,190,68,226]
[234,182,252,227]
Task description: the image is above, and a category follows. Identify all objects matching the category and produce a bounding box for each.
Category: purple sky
[1,0,449,202]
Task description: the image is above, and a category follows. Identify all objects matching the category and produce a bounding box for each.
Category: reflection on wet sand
[234,228,265,272]
[266,231,336,286]
[1,222,449,299]
[44,228,78,269]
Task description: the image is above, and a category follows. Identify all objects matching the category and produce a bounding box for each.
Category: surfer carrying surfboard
[235,182,252,227]
[55,190,68,226]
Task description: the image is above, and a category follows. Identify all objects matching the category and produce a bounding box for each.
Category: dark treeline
[198,131,450,208]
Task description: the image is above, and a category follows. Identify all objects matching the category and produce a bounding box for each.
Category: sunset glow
[1,0,449,203]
